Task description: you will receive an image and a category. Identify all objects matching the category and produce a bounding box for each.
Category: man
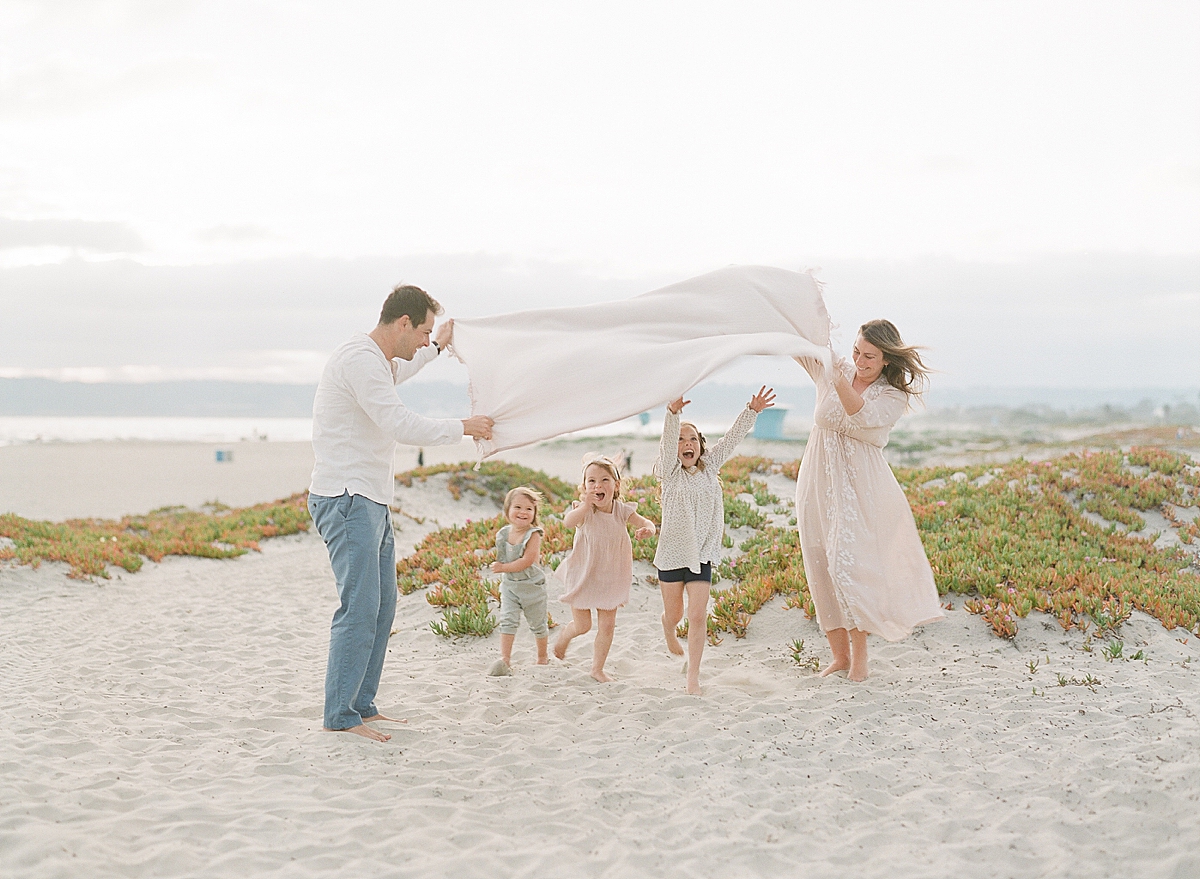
[308,284,493,742]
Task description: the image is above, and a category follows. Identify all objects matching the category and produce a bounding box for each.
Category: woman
[794,320,943,681]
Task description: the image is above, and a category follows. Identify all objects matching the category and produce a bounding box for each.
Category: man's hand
[462,415,494,440]
[434,319,454,351]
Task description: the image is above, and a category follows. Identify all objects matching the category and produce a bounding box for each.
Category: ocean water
[0,416,315,445]
[0,414,676,446]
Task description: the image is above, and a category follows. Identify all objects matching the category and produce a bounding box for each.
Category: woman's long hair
[859,319,929,397]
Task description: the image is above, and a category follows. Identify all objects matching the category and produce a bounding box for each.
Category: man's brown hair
[379,284,443,327]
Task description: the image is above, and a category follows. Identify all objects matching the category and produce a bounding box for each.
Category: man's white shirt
[309,334,463,505]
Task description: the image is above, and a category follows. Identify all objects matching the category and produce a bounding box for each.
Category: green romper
[495,525,548,638]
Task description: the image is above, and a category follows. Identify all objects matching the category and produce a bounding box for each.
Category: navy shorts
[657,562,712,583]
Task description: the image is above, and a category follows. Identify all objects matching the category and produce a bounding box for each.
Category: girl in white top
[654,386,776,695]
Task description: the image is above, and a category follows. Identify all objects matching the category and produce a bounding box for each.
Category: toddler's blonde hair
[503,486,544,526]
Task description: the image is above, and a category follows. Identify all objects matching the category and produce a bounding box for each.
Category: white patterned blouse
[652,406,758,575]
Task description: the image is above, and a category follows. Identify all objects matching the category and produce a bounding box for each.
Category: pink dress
[795,356,944,641]
[557,499,638,610]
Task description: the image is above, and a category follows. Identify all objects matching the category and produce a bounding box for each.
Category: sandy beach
[3,441,1200,878]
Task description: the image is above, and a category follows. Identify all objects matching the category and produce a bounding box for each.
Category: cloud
[0,56,213,118]
[195,224,272,243]
[0,218,144,252]
[0,251,1195,390]
[0,349,329,384]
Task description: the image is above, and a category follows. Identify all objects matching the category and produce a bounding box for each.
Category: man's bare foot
[661,614,684,655]
[818,658,850,677]
[590,669,613,683]
[326,725,391,742]
[848,657,869,682]
[553,638,568,660]
[361,714,407,724]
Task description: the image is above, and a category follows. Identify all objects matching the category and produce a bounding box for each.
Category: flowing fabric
[450,265,832,458]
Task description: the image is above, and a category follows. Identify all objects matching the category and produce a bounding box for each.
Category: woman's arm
[845,385,908,430]
[830,368,865,416]
[793,355,825,383]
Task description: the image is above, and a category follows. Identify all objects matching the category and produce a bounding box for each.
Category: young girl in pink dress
[553,455,657,682]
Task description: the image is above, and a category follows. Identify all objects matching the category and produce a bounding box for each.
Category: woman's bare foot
[553,638,568,660]
[536,656,549,665]
[360,713,407,724]
[590,669,612,683]
[661,614,684,655]
[326,725,391,742]
[848,656,869,682]
[818,658,850,677]
[686,681,702,696]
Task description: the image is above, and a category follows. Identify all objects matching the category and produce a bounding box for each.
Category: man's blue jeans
[308,491,397,731]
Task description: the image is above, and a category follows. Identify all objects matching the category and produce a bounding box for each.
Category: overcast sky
[1,1,1197,390]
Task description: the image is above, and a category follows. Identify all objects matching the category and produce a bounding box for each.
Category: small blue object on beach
[752,407,789,440]
[215,450,234,463]
[638,412,650,426]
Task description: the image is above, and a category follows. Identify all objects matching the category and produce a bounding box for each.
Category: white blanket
[450,265,832,458]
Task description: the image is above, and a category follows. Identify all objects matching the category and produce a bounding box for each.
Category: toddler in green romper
[488,487,549,675]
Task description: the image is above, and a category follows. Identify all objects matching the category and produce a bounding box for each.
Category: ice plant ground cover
[0,496,311,578]
[394,450,1200,643]
[2,449,1197,646]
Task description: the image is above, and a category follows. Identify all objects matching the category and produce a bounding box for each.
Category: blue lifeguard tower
[752,406,790,440]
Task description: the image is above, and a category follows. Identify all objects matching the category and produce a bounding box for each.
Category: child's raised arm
[706,386,774,469]
[656,396,688,476]
[492,531,542,574]
[562,499,591,529]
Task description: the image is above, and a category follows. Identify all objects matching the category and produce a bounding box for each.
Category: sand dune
[4,472,1200,878]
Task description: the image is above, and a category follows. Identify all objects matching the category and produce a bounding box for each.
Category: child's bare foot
[818,658,850,677]
[661,614,684,655]
[327,725,391,742]
[848,656,869,682]
[590,669,612,683]
[360,713,407,724]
